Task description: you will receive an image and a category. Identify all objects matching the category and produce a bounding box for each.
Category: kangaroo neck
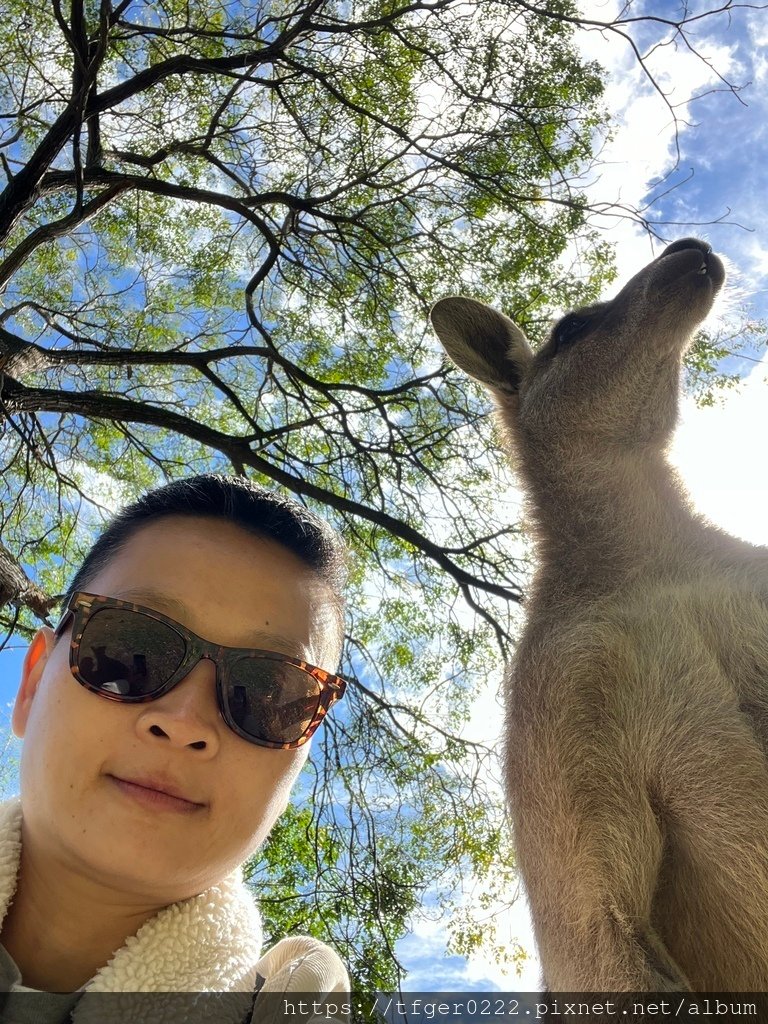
[521,443,707,595]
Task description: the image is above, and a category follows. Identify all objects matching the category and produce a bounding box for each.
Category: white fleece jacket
[0,796,349,1023]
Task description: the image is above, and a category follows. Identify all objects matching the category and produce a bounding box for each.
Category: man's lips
[109,773,205,812]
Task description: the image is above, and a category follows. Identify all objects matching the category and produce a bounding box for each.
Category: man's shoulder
[255,934,349,993]
[252,936,351,1024]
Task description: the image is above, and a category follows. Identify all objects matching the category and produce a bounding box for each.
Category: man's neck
[0,826,164,991]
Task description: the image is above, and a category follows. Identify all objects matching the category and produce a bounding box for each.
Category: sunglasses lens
[77,608,186,697]
[225,657,323,745]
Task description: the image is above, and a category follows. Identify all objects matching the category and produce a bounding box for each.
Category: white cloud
[563,0,756,285]
[399,904,538,992]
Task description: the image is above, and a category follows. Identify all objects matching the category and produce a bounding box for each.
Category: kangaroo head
[431,239,725,458]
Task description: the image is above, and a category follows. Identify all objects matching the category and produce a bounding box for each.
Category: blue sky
[1,0,767,994]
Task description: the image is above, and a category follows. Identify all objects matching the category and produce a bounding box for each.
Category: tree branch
[0,376,522,615]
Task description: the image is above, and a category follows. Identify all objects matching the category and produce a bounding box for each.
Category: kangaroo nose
[659,238,725,291]
[659,238,711,258]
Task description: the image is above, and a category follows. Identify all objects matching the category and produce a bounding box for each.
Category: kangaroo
[430,239,768,991]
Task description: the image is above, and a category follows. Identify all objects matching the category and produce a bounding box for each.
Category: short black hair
[62,474,348,665]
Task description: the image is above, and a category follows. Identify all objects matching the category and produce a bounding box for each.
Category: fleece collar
[0,796,263,997]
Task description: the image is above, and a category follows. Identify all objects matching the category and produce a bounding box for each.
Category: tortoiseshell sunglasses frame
[54,592,347,750]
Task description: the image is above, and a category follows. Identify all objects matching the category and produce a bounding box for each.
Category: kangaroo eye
[554,315,590,349]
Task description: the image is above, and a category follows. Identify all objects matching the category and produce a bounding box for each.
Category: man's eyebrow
[114,587,189,619]
[112,587,302,654]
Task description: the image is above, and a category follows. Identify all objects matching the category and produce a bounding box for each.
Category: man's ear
[12,626,54,738]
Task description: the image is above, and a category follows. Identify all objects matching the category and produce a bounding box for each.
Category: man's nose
[135,656,221,751]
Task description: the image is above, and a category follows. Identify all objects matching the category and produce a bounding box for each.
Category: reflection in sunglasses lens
[228,659,322,744]
[78,609,186,697]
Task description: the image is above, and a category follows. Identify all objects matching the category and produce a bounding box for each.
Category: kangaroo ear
[431,296,534,393]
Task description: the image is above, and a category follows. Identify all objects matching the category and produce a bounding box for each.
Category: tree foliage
[0,0,760,990]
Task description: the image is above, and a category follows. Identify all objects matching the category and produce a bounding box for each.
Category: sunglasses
[53,592,347,749]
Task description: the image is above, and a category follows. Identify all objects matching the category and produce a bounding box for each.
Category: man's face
[12,515,338,902]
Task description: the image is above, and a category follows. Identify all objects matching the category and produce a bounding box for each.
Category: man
[0,474,351,1020]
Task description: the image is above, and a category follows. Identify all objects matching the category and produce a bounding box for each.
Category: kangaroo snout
[655,237,726,293]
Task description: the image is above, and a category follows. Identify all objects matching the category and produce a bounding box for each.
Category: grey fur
[431,240,768,990]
